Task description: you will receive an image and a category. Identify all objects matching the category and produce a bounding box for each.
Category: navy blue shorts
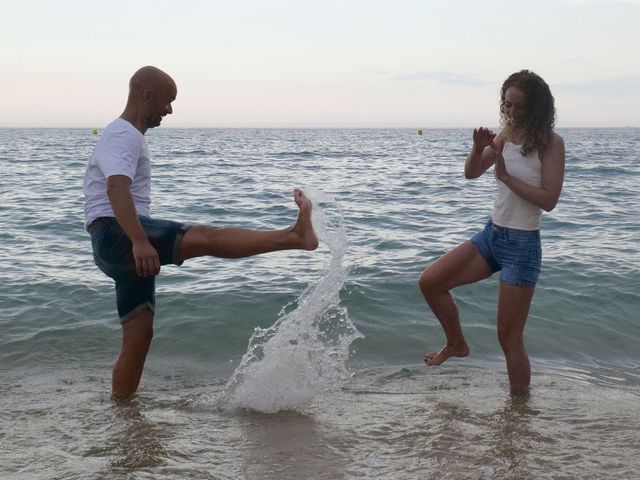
[470,220,542,287]
[88,216,191,323]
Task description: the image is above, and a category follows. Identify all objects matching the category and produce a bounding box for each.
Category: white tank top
[491,141,542,231]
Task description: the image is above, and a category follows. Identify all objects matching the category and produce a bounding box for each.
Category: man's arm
[107,175,160,277]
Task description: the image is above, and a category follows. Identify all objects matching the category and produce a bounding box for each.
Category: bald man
[84,66,318,401]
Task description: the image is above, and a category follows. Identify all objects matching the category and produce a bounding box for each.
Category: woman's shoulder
[550,131,564,144]
[495,129,527,148]
[494,129,509,148]
[540,131,565,164]
[547,131,565,152]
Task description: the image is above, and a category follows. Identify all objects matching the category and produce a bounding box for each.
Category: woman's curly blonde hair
[500,70,556,156]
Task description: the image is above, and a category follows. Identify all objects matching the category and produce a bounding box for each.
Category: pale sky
[3,0,639,128]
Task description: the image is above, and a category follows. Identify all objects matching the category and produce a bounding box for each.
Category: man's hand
[107,175,161,277]
[132,240,160,277]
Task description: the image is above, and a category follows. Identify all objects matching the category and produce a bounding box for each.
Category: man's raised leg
[112,308,154,402]
[179,188,318,261]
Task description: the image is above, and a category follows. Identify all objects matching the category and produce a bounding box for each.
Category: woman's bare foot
[424,343,470,366]
[291,188,319,250]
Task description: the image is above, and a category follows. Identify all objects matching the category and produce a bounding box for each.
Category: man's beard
[146,115,162,129]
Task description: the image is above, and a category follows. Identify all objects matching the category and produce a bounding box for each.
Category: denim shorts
[470,220,541,287]
[88,216,191,323]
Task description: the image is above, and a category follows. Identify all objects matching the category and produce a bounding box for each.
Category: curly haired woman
[419,70,565,396]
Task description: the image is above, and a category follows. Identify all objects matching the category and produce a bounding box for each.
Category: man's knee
[122,307,154,348]
[179,225,219,261]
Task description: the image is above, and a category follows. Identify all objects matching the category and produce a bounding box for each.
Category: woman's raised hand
[472,127,496,153]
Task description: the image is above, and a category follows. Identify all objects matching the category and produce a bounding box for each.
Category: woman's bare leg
[419,241,493,365]
[497,283,535,396]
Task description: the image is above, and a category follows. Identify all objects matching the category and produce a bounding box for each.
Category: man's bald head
[129,66,176,93]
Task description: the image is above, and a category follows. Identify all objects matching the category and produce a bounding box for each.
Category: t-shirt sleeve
[96,130,141,180]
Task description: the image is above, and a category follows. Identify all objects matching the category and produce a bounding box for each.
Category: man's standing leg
[112,308,154,401]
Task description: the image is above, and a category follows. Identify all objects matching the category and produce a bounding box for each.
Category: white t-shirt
[491,141,542,231]
[83,118,151,228]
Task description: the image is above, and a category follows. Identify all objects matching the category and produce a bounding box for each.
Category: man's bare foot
[510,385,530,397]
[291,188,319,250]
[424,343,470,366]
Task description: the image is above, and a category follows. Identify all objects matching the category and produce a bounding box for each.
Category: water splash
[218,187,362,413]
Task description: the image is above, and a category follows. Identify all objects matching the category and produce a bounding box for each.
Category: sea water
[1,127,639,479]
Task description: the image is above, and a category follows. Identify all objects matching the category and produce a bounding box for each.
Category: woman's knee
[497,325,524,353]
[418,269,441,297]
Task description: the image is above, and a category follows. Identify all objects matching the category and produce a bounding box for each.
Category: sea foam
[217,187,362,413]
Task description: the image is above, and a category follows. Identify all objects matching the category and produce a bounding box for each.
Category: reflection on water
[419,399,543,479]
[238,410,347,480]
[86,399,169,474]
[487,396,545,479]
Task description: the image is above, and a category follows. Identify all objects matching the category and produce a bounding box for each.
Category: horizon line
[1,125,638,130]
